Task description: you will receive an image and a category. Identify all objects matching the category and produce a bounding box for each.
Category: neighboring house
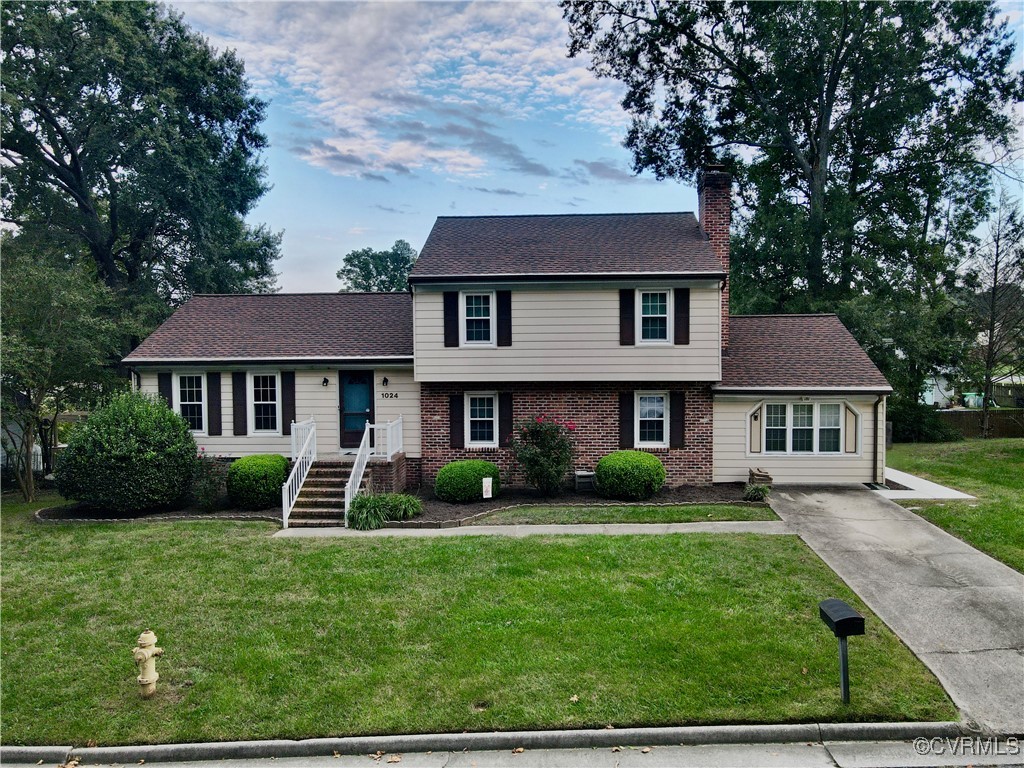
[124,166,891,518]
[922,375,956,408]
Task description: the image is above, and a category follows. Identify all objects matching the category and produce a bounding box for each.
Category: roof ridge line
[434,211,696,220]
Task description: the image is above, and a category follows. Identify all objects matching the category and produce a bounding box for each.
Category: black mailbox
[819,599,865,638]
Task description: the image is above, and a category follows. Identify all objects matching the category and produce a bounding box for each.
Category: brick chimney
[698,164,732,351]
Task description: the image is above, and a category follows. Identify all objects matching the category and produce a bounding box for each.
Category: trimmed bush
[508,414,576,496]
[349,493,423,530]
[226,454,288,510]
[434,459,501,503]
[888,398,964,443]
[55,391,197,513]
[595,450,666,500]
[743,483,772,502]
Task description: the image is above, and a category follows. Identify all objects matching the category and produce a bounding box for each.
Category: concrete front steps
[287,460,365,528]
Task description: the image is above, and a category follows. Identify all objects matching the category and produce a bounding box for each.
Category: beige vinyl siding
[413,284,722,382]
[373,369,421,458]
[713,395,884,484]
[138,367,421,458]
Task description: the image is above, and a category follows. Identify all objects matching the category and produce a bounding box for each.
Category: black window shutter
[207,373,222,436]
[619,289,635,346]
[281,371,296,435]
[618,391,633,448]
[670,391,686,448]
[158,372,173,406]
[497,290,512,347]
[449,394,465,448]
[232,372,247,436]
[443,291,459,347]
[498,392,514,446]
[674,288,690,345]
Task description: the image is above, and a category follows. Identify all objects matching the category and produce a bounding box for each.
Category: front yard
[469,503,775,525]
[1,494,954,746]
[888,438,1023,572]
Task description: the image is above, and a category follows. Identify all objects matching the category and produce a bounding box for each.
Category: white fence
[281,418,317,529]
[343,416,404,526]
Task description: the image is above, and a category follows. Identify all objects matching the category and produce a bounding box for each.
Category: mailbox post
[818,599,865,704]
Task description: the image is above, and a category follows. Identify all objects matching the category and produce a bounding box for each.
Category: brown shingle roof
[720,315,891,391]
[409,212,725,281]
[123,293,413,363]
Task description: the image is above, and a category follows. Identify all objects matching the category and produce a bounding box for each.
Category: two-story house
[124,167,891,524]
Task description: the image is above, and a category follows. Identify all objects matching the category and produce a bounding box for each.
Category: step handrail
[281,418,317,529]
[343,422,372,527]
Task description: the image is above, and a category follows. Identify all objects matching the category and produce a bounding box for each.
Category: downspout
[873,395,884,484]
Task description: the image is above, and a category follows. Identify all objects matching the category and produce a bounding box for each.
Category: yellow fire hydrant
[133,629,164,698]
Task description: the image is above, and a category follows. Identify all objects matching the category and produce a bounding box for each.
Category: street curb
[2,721,968,764]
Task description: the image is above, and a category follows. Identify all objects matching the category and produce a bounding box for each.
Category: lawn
[1,494,953,746]
[888,438,1024,572]
[470,503,776,525]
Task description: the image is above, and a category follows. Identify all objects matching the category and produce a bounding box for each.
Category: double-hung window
[764,402,843,454]
[465,392,497,447]
[638,290,670,343]
[635,391,669,448]
[251,373,280,433]
[177,373,205,433]
[461,292,495,346]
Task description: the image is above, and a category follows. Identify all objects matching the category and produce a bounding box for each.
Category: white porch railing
[281,418,317,529]
[343,416,405,526]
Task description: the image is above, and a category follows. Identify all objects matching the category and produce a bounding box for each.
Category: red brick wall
[698,166,731,351]
[421,382,713,489]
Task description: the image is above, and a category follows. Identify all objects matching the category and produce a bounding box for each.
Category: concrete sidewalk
[770,487,1024,735]
[275,520,791,538]
[879,468,976,501]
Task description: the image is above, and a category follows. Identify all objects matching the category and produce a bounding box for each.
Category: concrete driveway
[771,487,1024,735]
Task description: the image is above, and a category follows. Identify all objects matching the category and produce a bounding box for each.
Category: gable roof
[409,212,725,282]
[719,315,891,392]
[123,293,413,364]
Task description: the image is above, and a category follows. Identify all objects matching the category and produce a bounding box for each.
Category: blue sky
[170,1,695,292]
[170,1,1023,294]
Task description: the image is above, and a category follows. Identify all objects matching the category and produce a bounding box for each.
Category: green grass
[1,495,953,746]
[887,438,1024,572]
[470,504,777,525]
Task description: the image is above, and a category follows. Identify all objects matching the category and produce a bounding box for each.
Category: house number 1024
[381,392,399,399]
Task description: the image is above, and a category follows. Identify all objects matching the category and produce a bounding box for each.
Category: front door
[339,371,374,449]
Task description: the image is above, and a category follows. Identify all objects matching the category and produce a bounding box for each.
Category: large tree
[337,240,418,292]
[562,1,1022,400]
[1,0,281,304]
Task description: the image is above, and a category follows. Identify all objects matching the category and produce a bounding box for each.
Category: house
[124,166,892,523]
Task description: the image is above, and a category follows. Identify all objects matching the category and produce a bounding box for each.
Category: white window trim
[248,371,282,435]
[763,401,845,455]
[174,372,207,436]
[464,391,498,448]
[634,390,670,449]
[636,288,673,345]
[460,291,497,348]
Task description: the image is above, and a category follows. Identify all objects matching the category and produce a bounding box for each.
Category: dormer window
[461,291,496,346]
[638,290,671,344]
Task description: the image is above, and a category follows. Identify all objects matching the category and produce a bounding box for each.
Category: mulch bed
[34,502,279,524]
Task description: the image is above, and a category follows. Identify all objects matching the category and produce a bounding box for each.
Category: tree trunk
[982,246,1001,439]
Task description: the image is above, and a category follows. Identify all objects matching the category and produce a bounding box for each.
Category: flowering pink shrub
[507,414,576,496]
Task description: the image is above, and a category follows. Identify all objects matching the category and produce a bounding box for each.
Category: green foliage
[54,392,197,512]
[1,0,281,299]
[191,451,229,512]
[348,493,423,530]
[743,484,772,502]
[337,240,418,292]
[434,460,501,503]
[595,450,666,501]
[226,454,288,510]
[888,398,964,444]
[507,414,576,496]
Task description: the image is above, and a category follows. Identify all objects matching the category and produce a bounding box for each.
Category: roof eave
[408,271,727,285]
[713,385,893,395]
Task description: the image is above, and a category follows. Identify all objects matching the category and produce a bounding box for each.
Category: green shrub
[888,398,964,443]
[508,414,576,496]
[191,450,229,512]
[595,450,666,500]
[434,459,501,503]
[743,483,772,502]
[226,454,288,509]
[55,391,197,513]
[348,493,422,530]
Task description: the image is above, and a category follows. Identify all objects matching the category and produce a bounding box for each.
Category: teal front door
[339,371,374,448]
